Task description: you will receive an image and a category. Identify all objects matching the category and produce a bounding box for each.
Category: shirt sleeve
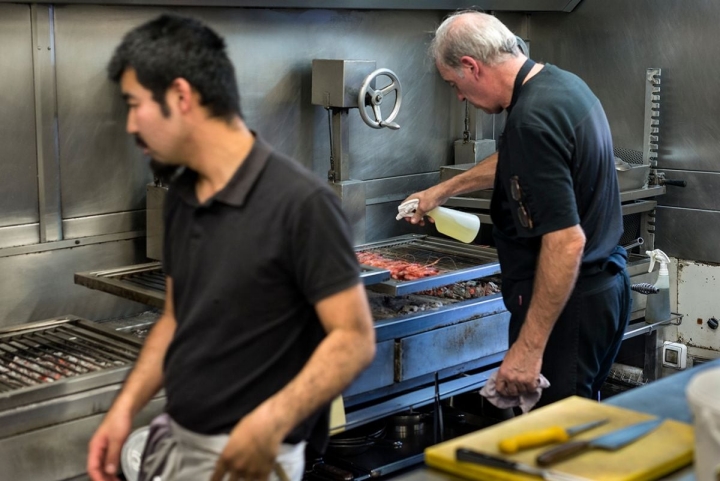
[289,188,361,305]
[503,124,580,238]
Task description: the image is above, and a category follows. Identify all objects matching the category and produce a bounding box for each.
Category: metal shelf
[445,185,667,214]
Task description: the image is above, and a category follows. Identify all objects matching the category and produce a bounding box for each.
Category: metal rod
[623,237,644,251]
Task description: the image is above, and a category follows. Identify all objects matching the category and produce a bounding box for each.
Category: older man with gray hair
[404,11,630,409]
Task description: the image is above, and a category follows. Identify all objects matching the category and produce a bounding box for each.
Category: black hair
[108,14,242,122]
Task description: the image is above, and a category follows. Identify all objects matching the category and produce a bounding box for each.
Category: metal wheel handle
[357,68,402,130]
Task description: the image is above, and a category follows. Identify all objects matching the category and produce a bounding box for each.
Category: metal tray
[355,235,500,296]
[75,262,166,308]
[76,260,393,309]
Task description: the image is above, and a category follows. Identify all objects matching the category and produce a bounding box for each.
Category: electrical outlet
[662,341,688,369]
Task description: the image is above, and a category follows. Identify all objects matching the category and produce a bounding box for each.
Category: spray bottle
[645,249,671,324]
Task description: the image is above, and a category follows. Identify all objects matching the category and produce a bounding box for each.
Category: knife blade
[456,448,592,481]
[536,418,664,466]
[499,419,609,453]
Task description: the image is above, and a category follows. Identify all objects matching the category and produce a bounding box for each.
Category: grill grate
[355,235,500,296]
[0,321,140,392]
[120,270,166,291]
[357,245,485,273]
[75,262,166,309]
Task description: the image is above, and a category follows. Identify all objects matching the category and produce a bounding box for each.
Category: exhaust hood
[0,0,582,12]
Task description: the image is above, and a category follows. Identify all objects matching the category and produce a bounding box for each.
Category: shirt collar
[172,132,272,208]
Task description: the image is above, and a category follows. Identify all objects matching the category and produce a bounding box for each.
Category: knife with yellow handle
[499,419,609,454]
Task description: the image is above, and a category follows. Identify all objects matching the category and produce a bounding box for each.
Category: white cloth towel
[396,199,420,221]
[479,372,551,413]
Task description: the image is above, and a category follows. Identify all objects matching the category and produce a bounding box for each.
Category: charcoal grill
[0,316,141,410]
[356,235,500,295]
[0,316,164,481]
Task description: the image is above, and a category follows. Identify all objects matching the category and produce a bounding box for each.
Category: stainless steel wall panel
[0,225,40,250]
[364,172,440,205]
[0,5,39,229]
[32,5,63,242]
[52,6,452,220]
[0,238,149,326]
[54,6,154,219]
[197,8,451,182]
[656,170,720,211]
[62,210,146,239]
[365,202,433,243]
[655,207,720,264]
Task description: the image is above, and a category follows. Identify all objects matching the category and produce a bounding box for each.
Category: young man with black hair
[88,14,375,481]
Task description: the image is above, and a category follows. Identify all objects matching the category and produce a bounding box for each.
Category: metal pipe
[623,237,644,251]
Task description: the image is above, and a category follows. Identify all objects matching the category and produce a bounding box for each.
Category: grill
[0,322,138,391]
[0,317,141,411]
[0,316,162,481]
[356,235,500,296]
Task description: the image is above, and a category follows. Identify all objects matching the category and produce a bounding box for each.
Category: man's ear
[459,56,481,79]
[168,78,194,114]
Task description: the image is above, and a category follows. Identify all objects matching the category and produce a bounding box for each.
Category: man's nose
[126,111,137,134]
[456,92,465,102]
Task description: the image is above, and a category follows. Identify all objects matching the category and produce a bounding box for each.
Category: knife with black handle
[456,448,591,481]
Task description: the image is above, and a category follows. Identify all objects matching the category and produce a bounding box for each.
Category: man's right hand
[401,188,445,225]
[87,409,133,481]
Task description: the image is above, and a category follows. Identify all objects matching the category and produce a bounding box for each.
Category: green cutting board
[425,396,693,481]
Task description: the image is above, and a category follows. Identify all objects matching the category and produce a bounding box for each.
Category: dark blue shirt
[491,63,622,284]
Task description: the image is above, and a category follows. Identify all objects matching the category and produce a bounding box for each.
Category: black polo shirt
[490,64,622,283]
[161,134,360,449]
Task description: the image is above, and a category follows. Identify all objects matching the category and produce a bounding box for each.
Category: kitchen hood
[0,0,582,12]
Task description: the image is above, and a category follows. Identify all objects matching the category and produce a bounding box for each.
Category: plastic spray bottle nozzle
[646,249,671,290]
[646,249,671,275]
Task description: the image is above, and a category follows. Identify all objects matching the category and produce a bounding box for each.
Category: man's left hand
[209,407,285,481]
[495,341,543,397]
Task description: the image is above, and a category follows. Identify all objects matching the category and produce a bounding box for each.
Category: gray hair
[430,11,519,69]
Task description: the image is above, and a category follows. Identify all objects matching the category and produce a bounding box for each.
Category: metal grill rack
[75,262,166,308]
[76,261,392,308]
[0,325,134,389]
[0,316,141,412]
[355,235,500,296]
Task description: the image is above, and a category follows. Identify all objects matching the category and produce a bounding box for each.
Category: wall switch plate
[663,341,688,369]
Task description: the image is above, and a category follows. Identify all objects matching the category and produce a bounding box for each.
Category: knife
[536,418,664,466]
[499,419,609,453]
[456,448,592,481]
